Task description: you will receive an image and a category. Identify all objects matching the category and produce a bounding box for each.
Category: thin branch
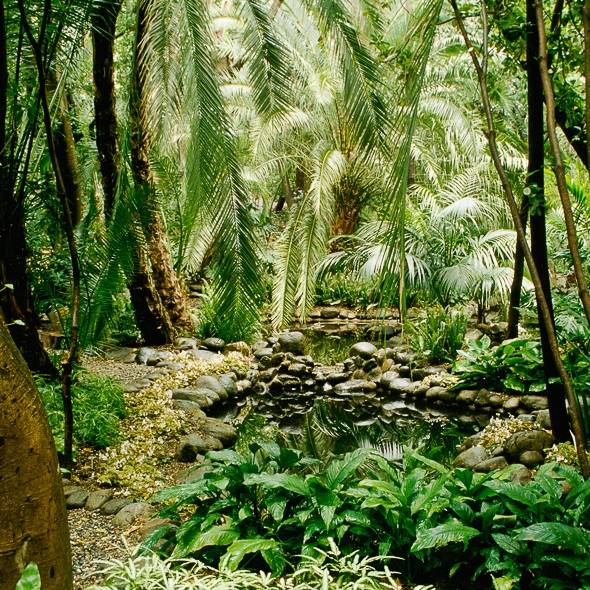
[450,0,590,479]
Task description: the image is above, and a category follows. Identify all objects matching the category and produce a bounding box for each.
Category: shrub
[406,307,467,364]
[35,372,126,451]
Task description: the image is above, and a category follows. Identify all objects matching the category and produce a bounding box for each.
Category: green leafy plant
[14,563,41,590]
[405,307,468,364]
[35,372,126,451]
[451,335,547,394]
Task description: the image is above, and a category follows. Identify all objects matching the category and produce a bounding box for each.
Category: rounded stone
[278,332,305,355]
[224,341,251,355]
[521,395,549,411]
[320,307,340,319]
[218,375,238,397]
[66,490,90,509]
[195,375,227,400]
[504,430,554,459]
[175,434,209,462]
[113,502,155,527]
[519,450,544,468]
[535,409,551,430]
[203,337,226,352]
[198,419,237,447]
[100,498,133,515]
[503,397,520,411]
[508,466,532,486]
[456,390,478,405]
[474,456,509,473]
[453,446,488,469]
[136,347,158,364]
[85,489,114,511]
[350,342,378,360]
[188,349,216,360]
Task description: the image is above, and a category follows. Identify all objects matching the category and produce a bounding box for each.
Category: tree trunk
[92,0,122,217]
[130,0,193,335]
[0,317,72,590]
[331,186,362,237]
[0,0,56,377]
[527,0,571,443]
[451,0,590,477]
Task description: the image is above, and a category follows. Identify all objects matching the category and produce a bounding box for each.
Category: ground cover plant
[148,441,590,589]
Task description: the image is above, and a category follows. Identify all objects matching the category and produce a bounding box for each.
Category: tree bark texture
[92,0,122,217]
[0,0,56,377]
[451,0,590,477]
[527,0,571,442]
[130,0,194,335]
[0,317,72,590]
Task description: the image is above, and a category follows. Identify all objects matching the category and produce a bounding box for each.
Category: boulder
[198,418,237,447]
[474,389,492,406]
[175,464,211,484]
[333,380,377,395]
[456,389,478,405]
[278,332,305,355]
[503,397,520,411]
[66,490,90,509]
[453,446,488,469]
[171,389,214,408]
[507,466,532,485]
[535,409,551,430]
[474,456,509,473]
[438,389,457,403]
[105,347,134,361]
[136,347,158,364]
[139,518,178,542]
[320,307,339,319]
[218,375,238,398]
[172,399,203,412]
[521,395,549,411]
[224,341,251,355]
[350,342,378,360]
[195,375,227,400]
[113,502,155,527]
[384,377,415,394]
[100,498,134,515]
[203,337,226,352]
[519,450,544,468]
[504,430,554,459]
[254,347,274,359]
[426,386,445,400]
[176,337,198,349]
[175,434,209,462]
[85,489,114,511]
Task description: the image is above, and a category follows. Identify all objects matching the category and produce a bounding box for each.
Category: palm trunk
[19,0,81,470]
[130,0,193,335]
[535,0,590,326]
[584,0,590,175]
[0,1,56,377]
[451,0,590,478]
[0,317,72,590]
[92,0,122,217]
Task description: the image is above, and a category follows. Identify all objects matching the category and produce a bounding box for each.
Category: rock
[465,329,483,341]
[66,490,90,509]
[260,368,279,382]
[320,307,339,319]
[171,389,214,408]
[198,418,237,447]
[100,498,133,515]
[504,397,520,411]
[352,369,366,380]
[173,399,203,412]
[195,375,227,400]
[63,485,82,498]
[278,332,305,355]
[175,434,210,461]
[456,390,478,405]
[105,347,134,361]
[535,409,551,430]
[288,363,308,377]
[413,367,448,380]
[175,464,211,484]
[474,456,509,473]
[325,371,349,385]
[85,489,114,511]
[504,430,554,459]
[560,481,574,497]
[176,337,198,349]
[365,367,383,381]
[202,337,225,352]
[224,341,251,355]
[508,466,532,485]
[517,414,535,423]
[488,394,505,407]
[202,436,223,451]
[379,371,400,389]
[474,389,492,406]
[188,349,216,361]
[139,518,178,541]
[146,351,174,366]
[519,450,544,468]
[367,325,395,340]
[373,308,393,320]
[254,347,274,359]
[394,350,415,365]
[412,384,429,397]
[113,502,155,527]
[136,347,158,364]
[521,395,549,411]
[235,379,252,392]
[384,377,415,394]
[333,380,377,395]
[453,446,488,469]
[426,386,446,400]
[438,389,457,403]
[218,375,238,397]
[350,342,378,360]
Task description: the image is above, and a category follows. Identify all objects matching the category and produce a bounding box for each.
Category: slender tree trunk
[0,317,72,590]
[536,0,590,326]
[0,1,57,377]
[584,0,590,175]
[451,0,590,477]
[275,174,294,212]
[130,0,193,335]
[526,0,571,443]
[92,0,122,217]
[19,0,81,470]
[505,195,528,339]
